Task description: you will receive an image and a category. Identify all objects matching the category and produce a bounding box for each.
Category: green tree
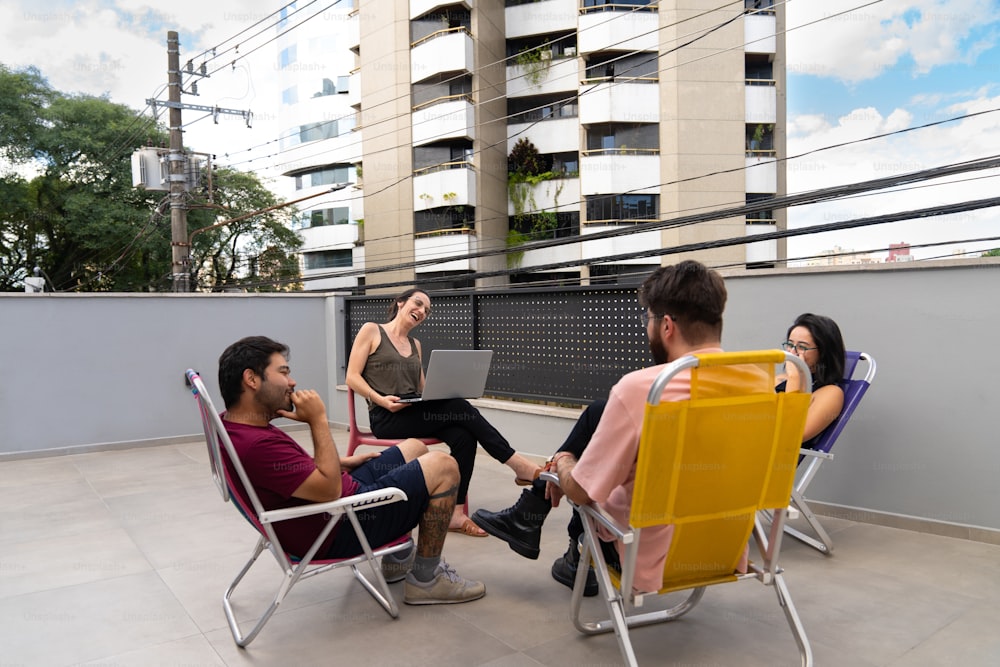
[0,65,302,292]
[188,168,302,292]
[982,248,1000,257]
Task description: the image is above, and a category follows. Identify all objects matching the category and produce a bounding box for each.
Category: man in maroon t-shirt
[218,336,485,605]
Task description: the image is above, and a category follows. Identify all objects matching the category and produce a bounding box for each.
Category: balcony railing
[581,147,659,156]
[412,93,474,112]
[410,26,471,49]
[412,159,474,177]
[579,1,658,14]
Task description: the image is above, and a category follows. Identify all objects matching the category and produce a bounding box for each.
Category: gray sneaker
[380,548,415,584]
[403,560,486,605]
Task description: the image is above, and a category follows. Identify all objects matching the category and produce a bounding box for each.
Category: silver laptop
[399,349,494,403]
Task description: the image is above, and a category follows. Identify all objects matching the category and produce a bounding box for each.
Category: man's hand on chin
[278,389,328,425]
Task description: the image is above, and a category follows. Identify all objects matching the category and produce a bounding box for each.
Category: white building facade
[277,0,786,290]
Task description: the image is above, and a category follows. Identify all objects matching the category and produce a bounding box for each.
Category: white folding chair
[184,369,413,647]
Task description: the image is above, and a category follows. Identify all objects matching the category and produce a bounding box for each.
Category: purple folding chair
[785,351,877,554]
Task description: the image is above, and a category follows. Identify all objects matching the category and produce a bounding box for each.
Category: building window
[414,208,474,235]
[585,124,659,152]
[304,249,352,270]
[584,52,658,81]
[281,86,298,106]
[337,76,349,94]
[279,45,297,69]
[295,165,351,190]
[586,194,659,222]
[302,207,351,229]
[746,194,774,223]
[507,94,579,124]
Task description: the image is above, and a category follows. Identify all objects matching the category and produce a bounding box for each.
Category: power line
[225,154,1000,290]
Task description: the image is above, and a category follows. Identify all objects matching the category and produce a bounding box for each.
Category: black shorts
[326,446,428,558]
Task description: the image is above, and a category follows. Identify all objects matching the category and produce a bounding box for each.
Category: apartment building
[275,0,785,291]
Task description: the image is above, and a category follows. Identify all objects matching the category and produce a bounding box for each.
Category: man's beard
[649,331,668,365]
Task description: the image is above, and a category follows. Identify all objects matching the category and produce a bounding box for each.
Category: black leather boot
[550,536,598,597]
[471,489,550,559]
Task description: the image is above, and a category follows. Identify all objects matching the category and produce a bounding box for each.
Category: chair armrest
[539,471,632,543]
[259,487,409,524]
[799,448,834,460]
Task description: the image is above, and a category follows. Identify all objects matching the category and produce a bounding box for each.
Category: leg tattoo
[418,483,458,557]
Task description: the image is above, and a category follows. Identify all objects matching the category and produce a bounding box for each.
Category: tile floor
[2,429,998,667]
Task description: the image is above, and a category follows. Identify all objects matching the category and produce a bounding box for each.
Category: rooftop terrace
[2,427,999,666]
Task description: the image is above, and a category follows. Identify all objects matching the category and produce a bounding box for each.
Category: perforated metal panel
[345,287,652,404]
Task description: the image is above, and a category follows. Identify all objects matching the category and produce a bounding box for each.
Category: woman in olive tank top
[347,288,542,536]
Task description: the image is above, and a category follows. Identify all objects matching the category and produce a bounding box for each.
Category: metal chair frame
[784,351,877,554]
[345,386,468,513]
[185,370,413,647]
[543,351,815,667]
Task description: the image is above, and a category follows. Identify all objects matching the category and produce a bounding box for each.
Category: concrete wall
[0,294,332,455]
[722,260,1000,533]
[3,260,999,536]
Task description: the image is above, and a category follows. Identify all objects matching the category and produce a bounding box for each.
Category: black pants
[525,398,608,540]
[369,398,515,504]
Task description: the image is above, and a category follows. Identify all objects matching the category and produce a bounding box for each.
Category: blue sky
[784,0,1000,261]
[1,0,999,261]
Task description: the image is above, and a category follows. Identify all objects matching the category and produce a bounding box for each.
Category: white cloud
[0,0,286,171]
[787,0,999,83]
[786,92,1000,260]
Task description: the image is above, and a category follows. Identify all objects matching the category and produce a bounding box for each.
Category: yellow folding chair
[545,350,814,666]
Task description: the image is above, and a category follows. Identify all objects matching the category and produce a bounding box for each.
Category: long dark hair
[386,288,427,320]
[788,313,845,388]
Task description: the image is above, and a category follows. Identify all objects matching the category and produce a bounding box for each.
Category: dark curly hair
[218,336,289,409]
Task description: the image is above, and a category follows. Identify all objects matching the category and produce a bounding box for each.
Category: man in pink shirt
[473,260,728,595]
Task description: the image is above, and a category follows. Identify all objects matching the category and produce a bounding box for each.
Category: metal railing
[345,285,653,404]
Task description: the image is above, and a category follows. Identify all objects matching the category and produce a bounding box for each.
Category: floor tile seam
[879,604,991,667]
[0,566,163,604]
[827,552,1000,601]
[65,629,219,667]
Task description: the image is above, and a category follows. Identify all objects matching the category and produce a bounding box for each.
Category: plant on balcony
[748,123,775,152]
[507,139,565,261]
[515,46,550,87]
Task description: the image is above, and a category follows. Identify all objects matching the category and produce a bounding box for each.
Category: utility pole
[167,31,189,293]
[147,32,252,292]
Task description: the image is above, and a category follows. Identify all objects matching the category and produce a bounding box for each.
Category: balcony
[745,11,777,53]
[578,7,659,54]
[745,78,777,124]
[746,154,778,193]
[745,221,778,264]
[506,56,578,98]
[505,0,577,38]
[580,223,663,264]
[507,116,579,154]
[579,80,659,124]
[508,176,579,216]
[3,262,1000,664]
[347,68,360,108]
[413,162,477,211]
[410,27,474,84]
[410,0,471,21]
[415,230,474,272]
[580,150,660,195]
[411,96,476,146]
